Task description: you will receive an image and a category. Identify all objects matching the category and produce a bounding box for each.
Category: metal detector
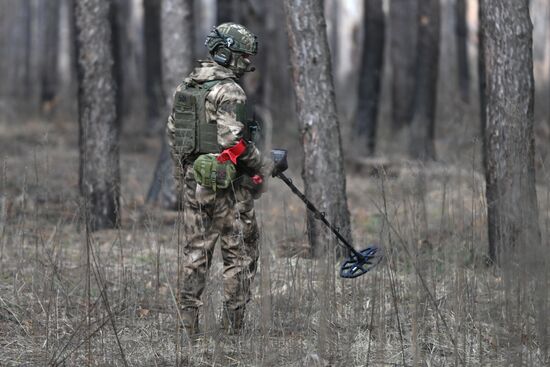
[271,149,384,278]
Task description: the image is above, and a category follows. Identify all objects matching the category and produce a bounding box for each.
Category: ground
[1,117,549,366]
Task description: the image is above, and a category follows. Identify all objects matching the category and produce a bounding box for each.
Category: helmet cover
[205,23,258,56]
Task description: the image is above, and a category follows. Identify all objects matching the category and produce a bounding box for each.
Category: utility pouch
[193,154,237,191]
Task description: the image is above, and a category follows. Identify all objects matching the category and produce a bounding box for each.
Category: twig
[0,296,30,337]
[88,233,129,367]
[379,172,407,367]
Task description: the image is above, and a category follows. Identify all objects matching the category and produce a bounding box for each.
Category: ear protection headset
[211,27,235,67]
[212,46,232,66]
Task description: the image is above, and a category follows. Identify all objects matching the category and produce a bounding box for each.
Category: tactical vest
[171,80,223,157]
[171,79,258,158]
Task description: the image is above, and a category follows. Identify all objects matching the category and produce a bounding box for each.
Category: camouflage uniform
[168,60,271,336]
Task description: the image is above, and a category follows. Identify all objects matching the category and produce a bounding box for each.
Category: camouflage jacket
[167,60,271,179]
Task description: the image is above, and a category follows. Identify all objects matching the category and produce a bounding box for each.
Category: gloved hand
[247,157,274,199]
[251,175,263,185]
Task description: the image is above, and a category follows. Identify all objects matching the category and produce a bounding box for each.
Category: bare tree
[480,0,541,262]
[217,0,240,24]
[283,0,352,258]
[263,1,295,136]
[409,0,440,160]
[455,0,469,103]
[479,0,487,172]
[143,0,164,133]
[356,0,385,155]
[112,0,140,123]
[146,0,194,208]
[389,0,418,131]
[40,0,61,115]
[23,0,32,101]
[74,0,120,231]
[237,0,266,109]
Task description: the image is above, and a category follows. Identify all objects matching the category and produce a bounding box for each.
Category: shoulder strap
[200,79,227,91]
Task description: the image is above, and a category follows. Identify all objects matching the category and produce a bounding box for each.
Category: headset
[213,46,233,66]
[209,27,234,67]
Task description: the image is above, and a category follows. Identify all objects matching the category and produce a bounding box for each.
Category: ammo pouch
[193,154,237,191]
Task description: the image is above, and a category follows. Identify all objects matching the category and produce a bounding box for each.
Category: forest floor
[1,116,550,366]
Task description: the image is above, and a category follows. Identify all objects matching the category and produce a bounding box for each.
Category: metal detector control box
[271,149,288,176]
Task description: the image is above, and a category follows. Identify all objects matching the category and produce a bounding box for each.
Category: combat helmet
[205,23,258,77]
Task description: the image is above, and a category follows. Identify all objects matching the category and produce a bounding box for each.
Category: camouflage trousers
[178,164,259,331]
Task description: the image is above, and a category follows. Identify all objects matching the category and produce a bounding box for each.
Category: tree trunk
[356,0,385,155]
[455,0,469,103]
[110,0,125,129]
[263,0,295,143]
[40,0,61,115]
[0,1,17,119]
[74,0,120,231]
[325,0,339,74]
[479,0,487,173]
[146,0,194,208]
[239,0,266,109]
[480,0,541,263]
[389,0,418,131]
[283,0,352,259]
[112,0,136,123]
[217,0,240,24]
[23,0,32,99]
[143,0,164,133]
[409,0,440,160]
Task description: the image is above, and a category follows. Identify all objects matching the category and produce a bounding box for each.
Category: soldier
[167,23,273,339]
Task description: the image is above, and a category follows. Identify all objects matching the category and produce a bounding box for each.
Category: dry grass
[1,117,549,366]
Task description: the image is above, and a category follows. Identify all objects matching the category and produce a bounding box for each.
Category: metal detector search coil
[272,155,383,279]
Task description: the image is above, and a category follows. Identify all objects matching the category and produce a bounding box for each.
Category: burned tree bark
[480,0,541,262]
[74,0,120,231]
[409,0,440,160]
[455,0,469,103]
[283,0,352,258]
[143,0,164,133]
[389,0,418,130]
[356,0,385,155]
[146,0,194,208]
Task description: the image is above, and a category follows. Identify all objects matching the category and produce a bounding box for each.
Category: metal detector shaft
[276,172,363,259]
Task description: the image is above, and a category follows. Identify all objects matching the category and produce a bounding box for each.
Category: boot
[181,307,200,342]
[221,304,245,335]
